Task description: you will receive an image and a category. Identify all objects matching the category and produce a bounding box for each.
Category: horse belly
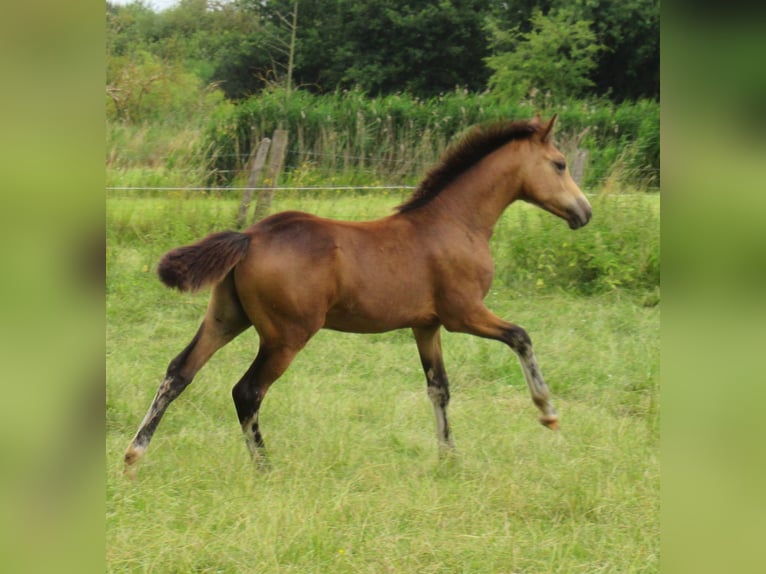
[324,277,436,333]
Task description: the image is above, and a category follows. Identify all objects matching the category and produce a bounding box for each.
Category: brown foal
[124,115,592,472]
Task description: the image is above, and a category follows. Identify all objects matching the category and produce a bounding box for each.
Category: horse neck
[425,148,524,238]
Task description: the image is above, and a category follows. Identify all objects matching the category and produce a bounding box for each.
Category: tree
[106,0,658,103]
[204,0,302,99]
[324,0,490,96]
[106,1,162,58]
[486,0,659,102]
[107,1,269,98]
[485,7,603,103]
[106,49,225,124]
[569,0,659,101]
[228,0,490,98]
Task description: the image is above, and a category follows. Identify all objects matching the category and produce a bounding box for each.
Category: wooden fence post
[252,129,289,223]
[570,148,589,187]
[236,137,272,229]
[560,127,590,187]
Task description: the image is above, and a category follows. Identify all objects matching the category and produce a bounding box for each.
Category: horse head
[518,115,592,230]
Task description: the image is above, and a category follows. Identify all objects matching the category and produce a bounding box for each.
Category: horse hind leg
[231,343,302,462]
[124,275,250,474]
[413,326,454,449]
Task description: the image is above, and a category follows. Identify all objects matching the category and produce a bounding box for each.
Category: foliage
[106,49,227,125]
[571,0,660,102]
[487,0,659,102]
[200,87,488,185]
[107,0,263,81]
[493,193,660,296]
[218,0,492,98]
[485,8,603,104]
[106,1,161,57]
[106,0,658,102]
[559,98,661,189]
[103,2,660,193]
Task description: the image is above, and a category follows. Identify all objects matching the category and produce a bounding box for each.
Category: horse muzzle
[567,197,592,230]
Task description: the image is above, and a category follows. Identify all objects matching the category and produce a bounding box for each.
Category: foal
[124,115,591,471]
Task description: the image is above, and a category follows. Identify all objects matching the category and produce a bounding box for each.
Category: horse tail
[157,231,251,293]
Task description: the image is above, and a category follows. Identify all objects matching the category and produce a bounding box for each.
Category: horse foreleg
[450,308,559,430]
[231,344,299,462]
[413,325,454,448]
[502,325,559,429]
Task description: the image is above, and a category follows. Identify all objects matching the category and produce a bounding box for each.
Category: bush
[492,193,660,296]
[106,50,227,126]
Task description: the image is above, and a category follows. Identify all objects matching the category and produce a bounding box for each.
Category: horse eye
[553,160,566,172]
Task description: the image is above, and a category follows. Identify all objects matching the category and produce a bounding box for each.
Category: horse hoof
[123,445,145,469]
[540,416,559,430]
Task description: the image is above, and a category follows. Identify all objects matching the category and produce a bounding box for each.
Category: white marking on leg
[427,386,452,446]
[124,376,176,468]
[136,384,172,433]
[515,351,558,421]
[241,413,261,458]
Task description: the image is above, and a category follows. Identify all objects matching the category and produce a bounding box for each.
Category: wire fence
[106,185,417,192]
[107,149,661,176]
[106,137,660,196]
[104,186,656,202]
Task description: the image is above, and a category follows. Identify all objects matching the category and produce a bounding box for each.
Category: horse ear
[541,114,558,142]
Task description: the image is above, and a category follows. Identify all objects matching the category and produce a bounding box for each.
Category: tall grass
[106,190,659,573]
[107,189,659,298]
[201,88,659,191]
[106,119,212,191]
[106,88,659,195]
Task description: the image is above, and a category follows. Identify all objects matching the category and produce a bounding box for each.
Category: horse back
[235,211,440,334]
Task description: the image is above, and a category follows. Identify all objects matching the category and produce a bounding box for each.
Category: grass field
[106,191,659,573]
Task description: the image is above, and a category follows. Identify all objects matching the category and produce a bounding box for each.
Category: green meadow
[106,190,659,573]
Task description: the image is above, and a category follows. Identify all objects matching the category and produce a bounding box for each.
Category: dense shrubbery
[106,50,228,125]
[107,0,658,102]
[493,195,659,296]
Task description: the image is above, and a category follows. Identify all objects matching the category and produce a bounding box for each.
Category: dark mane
[396,119,539,213]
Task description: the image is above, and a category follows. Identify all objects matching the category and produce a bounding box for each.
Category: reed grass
[199,89,659,191]
[106,90,659,198]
